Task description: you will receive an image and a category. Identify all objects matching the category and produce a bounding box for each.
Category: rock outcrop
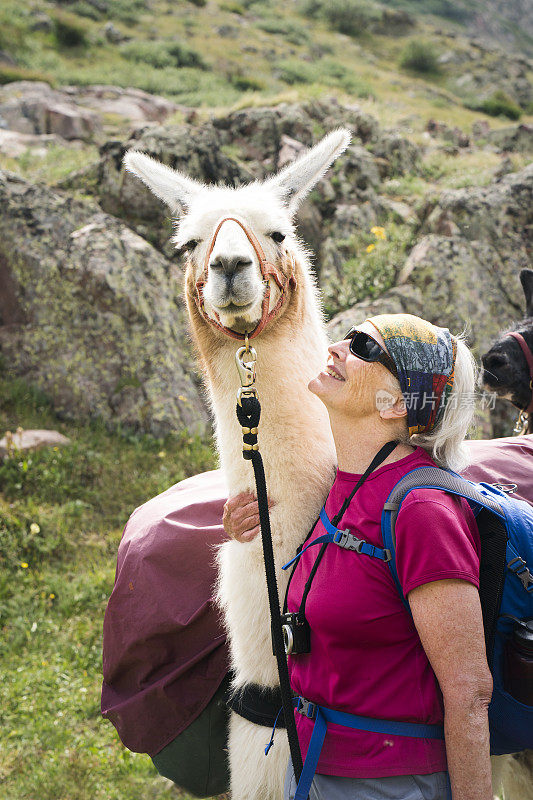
[0,82,179,149]
[397,164,533,350]
[2,91,532,437]
[0,429,71,457]
[0,171,208,436]
[94,99,421,274]
[0,82,100,142]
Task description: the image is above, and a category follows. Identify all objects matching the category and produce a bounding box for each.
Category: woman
[223,313,493,800]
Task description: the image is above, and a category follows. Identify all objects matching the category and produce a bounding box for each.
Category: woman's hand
[223,492,275,543]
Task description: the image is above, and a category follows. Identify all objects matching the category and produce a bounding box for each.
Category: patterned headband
[366,314,457,437]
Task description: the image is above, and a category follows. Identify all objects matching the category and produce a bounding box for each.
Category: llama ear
[269,128,351,212]
[520,269,533,317]
[123,150,203,214]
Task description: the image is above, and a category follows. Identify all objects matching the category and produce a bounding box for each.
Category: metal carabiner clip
[514,410,529,436]
[235,341,258,405]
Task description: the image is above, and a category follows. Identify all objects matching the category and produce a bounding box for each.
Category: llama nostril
[210,256,253,276]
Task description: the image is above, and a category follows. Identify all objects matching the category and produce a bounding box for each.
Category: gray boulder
[485,123,533,153]
[90,101,423,307]
[370,131,422,177]
[397,164,533,351]
[328,284,425,341]
[97,124,249,256]
[0,82,100,142]
[326,163,532,364]
[0,429,71,457]
[61,84,177,124]
[0,171,208,436]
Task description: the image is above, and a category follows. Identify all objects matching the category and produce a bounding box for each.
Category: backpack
[381,467,533,756]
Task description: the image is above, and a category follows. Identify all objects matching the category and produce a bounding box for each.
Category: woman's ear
[379,394,407,420]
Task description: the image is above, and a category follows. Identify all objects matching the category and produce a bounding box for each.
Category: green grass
[0,375,216,799]
[322,222,414,316]
[0,0,529,122]
[0,144,99,186]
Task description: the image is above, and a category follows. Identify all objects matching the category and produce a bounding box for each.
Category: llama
[123,134,531,800]
[480,268,533,799]
[124,130,349,799]
[481,268,533,435]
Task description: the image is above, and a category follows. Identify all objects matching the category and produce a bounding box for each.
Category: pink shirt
[287,447,480,778]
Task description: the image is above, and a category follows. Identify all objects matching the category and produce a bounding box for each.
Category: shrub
[376,9,416,35]
[276,59,317,85]
[300,0,377,37]
[257,17,310,45]
[166,40,206,69]
[220,0,246,13]
[337,71,372,97]
[51,10,89,47]
[120,40,205,69]
[476,90,522,121]
[422,0,472,22]
[319,59,371,96]
[69,1,103,20]
[107,0,147,24]
[399,40,440,74]
[231,73,265,91]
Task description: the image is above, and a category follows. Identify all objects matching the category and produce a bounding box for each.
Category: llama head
[481,269,533,408]
[124,129,350,336]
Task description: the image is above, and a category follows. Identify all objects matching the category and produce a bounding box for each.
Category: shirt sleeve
[394,489,481,596]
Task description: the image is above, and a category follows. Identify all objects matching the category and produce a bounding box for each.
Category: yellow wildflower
[158,451,166,459]
[49,593,55,600]
[371,226,386,240]
[20,562,29,569]
[366,244,375,254]
[30,523,40,535]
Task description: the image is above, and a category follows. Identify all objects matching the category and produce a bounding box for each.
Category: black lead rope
[293,439,400,623]
[236,394,304,783]
[236,391,399,792]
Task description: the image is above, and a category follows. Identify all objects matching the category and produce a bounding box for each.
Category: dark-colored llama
[481,269,533,435]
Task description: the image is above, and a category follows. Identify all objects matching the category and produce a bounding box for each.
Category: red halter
[194,216,296,341]
[507,331,533,414]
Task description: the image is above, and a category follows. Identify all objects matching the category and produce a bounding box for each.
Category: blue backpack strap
[283,507,392,570]
[506,541,533,592]
[380,467,506,612]
[292,695,445,800]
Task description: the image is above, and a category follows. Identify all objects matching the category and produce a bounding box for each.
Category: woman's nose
[328,340,349,359]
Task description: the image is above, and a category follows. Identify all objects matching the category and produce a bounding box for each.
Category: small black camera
[273,612,311,655]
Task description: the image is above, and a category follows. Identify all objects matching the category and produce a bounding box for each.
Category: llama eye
[270,232,286,244]
[178,239,200,256]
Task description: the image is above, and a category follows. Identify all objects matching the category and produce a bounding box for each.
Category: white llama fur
[124,132,531,800]
[125,130,348,799]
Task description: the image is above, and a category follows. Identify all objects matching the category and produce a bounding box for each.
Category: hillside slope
[1,0,532,116]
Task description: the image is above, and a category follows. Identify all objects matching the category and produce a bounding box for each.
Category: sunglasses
[343,327,398,378]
